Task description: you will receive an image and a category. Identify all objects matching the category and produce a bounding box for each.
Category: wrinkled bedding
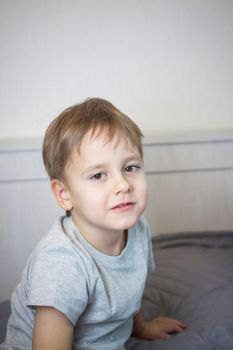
[126,231,233,350]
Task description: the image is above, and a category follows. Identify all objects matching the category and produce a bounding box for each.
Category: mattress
[126,231,233,349]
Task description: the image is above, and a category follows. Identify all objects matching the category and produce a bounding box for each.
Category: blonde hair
[43,97,143,181]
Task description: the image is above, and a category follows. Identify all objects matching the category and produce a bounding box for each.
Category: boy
[0,98,186,349]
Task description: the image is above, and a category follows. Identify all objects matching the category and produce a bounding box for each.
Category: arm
[32,306,73,350]
[132,309,187,340]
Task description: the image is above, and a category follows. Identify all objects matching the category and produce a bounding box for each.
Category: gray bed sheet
[126,231,233,350]
[1,232,233,349]
[0,302,10,344]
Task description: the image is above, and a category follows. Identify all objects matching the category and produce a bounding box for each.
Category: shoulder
[25,218,96,324]
[26,217,97,292]
[132,216,155,273]
[126,216,152,255]
[32,217,85,261]
[34,217,73,252]
[131,215,151,240]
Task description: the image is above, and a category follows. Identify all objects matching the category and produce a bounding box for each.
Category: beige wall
[1,0,233,139]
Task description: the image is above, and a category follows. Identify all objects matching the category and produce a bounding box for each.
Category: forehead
[79,129,140,156]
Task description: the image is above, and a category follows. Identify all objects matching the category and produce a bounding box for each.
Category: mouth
[111,202,135,212]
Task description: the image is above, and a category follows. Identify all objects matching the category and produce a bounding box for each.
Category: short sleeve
[27,246,89,325]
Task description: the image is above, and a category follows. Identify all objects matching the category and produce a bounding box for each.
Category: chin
[118,215,141,231]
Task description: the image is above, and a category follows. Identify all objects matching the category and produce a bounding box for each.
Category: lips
[111,202,134,212]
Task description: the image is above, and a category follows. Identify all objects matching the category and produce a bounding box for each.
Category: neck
[72,218,127,256]
[91,230,128,256]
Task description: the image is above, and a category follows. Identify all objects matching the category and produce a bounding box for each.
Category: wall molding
[1,131,233,183]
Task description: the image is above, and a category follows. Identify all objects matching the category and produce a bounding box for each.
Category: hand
[138,316,187,340]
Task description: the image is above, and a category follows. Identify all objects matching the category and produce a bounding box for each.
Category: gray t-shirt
[1,215,155,350]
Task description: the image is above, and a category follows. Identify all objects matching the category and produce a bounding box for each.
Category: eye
[125,164,140,173]
[90,172,105,181]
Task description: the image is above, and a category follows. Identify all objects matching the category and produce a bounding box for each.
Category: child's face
[60,131,148,237]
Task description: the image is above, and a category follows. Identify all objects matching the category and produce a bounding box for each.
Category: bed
[126,231,233,349]
[1,231,233,348]
[0,302,10,344]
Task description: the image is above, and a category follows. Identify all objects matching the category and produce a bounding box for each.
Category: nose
[113,174,133,195]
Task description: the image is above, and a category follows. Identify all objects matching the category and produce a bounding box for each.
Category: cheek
[141,187,148,208]
[139,175,148,195]
[83,189,107,208]
[142,178,149,201]
[136,177,148,206]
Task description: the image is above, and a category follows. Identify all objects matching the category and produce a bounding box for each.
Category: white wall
[1,0,233,139]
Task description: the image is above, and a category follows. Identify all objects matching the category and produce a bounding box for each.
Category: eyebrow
[82,154,142,174]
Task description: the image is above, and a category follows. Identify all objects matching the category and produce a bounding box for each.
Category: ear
[50,179,73,211]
